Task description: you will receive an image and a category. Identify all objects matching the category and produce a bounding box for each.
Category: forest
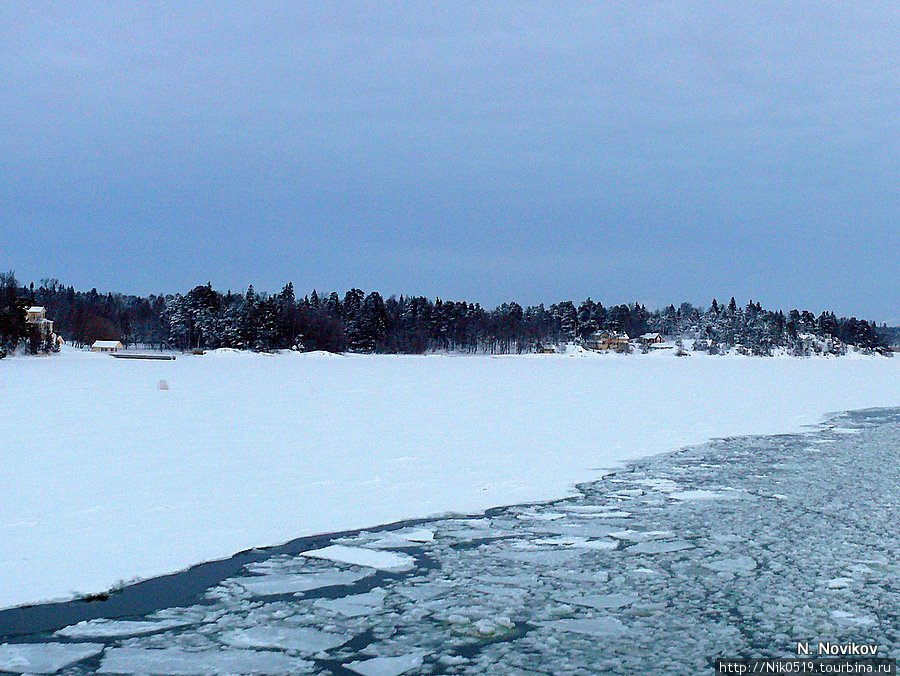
[0,272,890,357]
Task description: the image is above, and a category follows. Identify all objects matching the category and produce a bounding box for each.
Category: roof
[27,306,45,313]
[92,340,123,348]
[587,331,630,340]
[640,332,662,339]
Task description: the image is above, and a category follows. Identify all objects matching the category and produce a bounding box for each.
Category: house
[585,331,631,351]
[26,306,46,322]
[92,340,124,352]
[25,306,55,336]
[537,345,558,354]
[638,332,664,345]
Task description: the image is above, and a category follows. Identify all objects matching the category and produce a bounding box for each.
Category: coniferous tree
[0,271,889,357]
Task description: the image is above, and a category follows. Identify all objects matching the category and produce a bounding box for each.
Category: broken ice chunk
[345,652,426,676]
[492,548,587,565]
[392,527,434,543]
[538,616,626,638]
[0,642,104,674]
[515,510,566,521]
[300,545,415,572]
[98,647,315,674]
[220,626,354,653]
[56,618,193,638]
[702,556,757,573]
[237,569,374,596]
[530,535,617,549]
[562,505,632,518]
[830,610,875,627]
[556,593,639,610]
[608,530,674,542]
[669,489,739,501]
[314,588,387,617]
[634,478,680,493]
[625,540,694,554]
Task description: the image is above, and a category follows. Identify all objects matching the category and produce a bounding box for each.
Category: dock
[109,353,176,361]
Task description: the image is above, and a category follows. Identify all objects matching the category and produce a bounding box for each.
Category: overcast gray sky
[2,2,897,319]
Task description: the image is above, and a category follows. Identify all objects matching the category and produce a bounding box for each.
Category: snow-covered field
[0,347,897,610]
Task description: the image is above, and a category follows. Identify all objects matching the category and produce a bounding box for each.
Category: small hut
[92,340,124,353]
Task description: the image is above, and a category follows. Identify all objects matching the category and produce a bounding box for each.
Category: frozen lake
[2,348,898,611]
[2,407,898,674]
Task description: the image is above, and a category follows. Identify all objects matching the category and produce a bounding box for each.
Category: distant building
[537,345,558,354]
[638,332,664,345]
[92,340,124,352]
[585,331,630,351]
[25,306,55,336]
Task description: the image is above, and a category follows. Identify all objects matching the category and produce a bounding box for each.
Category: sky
[1,2,897,320]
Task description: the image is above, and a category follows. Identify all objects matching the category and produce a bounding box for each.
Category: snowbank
[0,348,897,610]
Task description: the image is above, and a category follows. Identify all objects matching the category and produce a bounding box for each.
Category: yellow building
[585,331,631,351]
[92,340,124,352]
[26,306,55,335]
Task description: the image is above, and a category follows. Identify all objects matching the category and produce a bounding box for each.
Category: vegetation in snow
[0,273,890,357]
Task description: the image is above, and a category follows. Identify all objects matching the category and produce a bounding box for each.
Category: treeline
[876,324,900,347]
[0,273,889,357]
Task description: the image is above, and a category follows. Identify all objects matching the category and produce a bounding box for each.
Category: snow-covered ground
[0,347,897,610]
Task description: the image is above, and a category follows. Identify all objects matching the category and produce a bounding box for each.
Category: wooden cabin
[638,332,664,345]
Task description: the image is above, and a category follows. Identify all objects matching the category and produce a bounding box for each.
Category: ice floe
[98,646,315,674]
[300,545,415,572]
[702,556,757,573]
[345,651,426,676]
[608,529,674,542]
[237,569,374,596]
[538,616,627,638]
[56,618,193,639]
[220,625,353,653]
[830,610,876,626]
[313,588,387,617]
[669,489,738,501]
[634,478,680,492]
[556,593,639,610]
[625,540,694,554]
[391,527,434,543]
[0,642,104,674]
